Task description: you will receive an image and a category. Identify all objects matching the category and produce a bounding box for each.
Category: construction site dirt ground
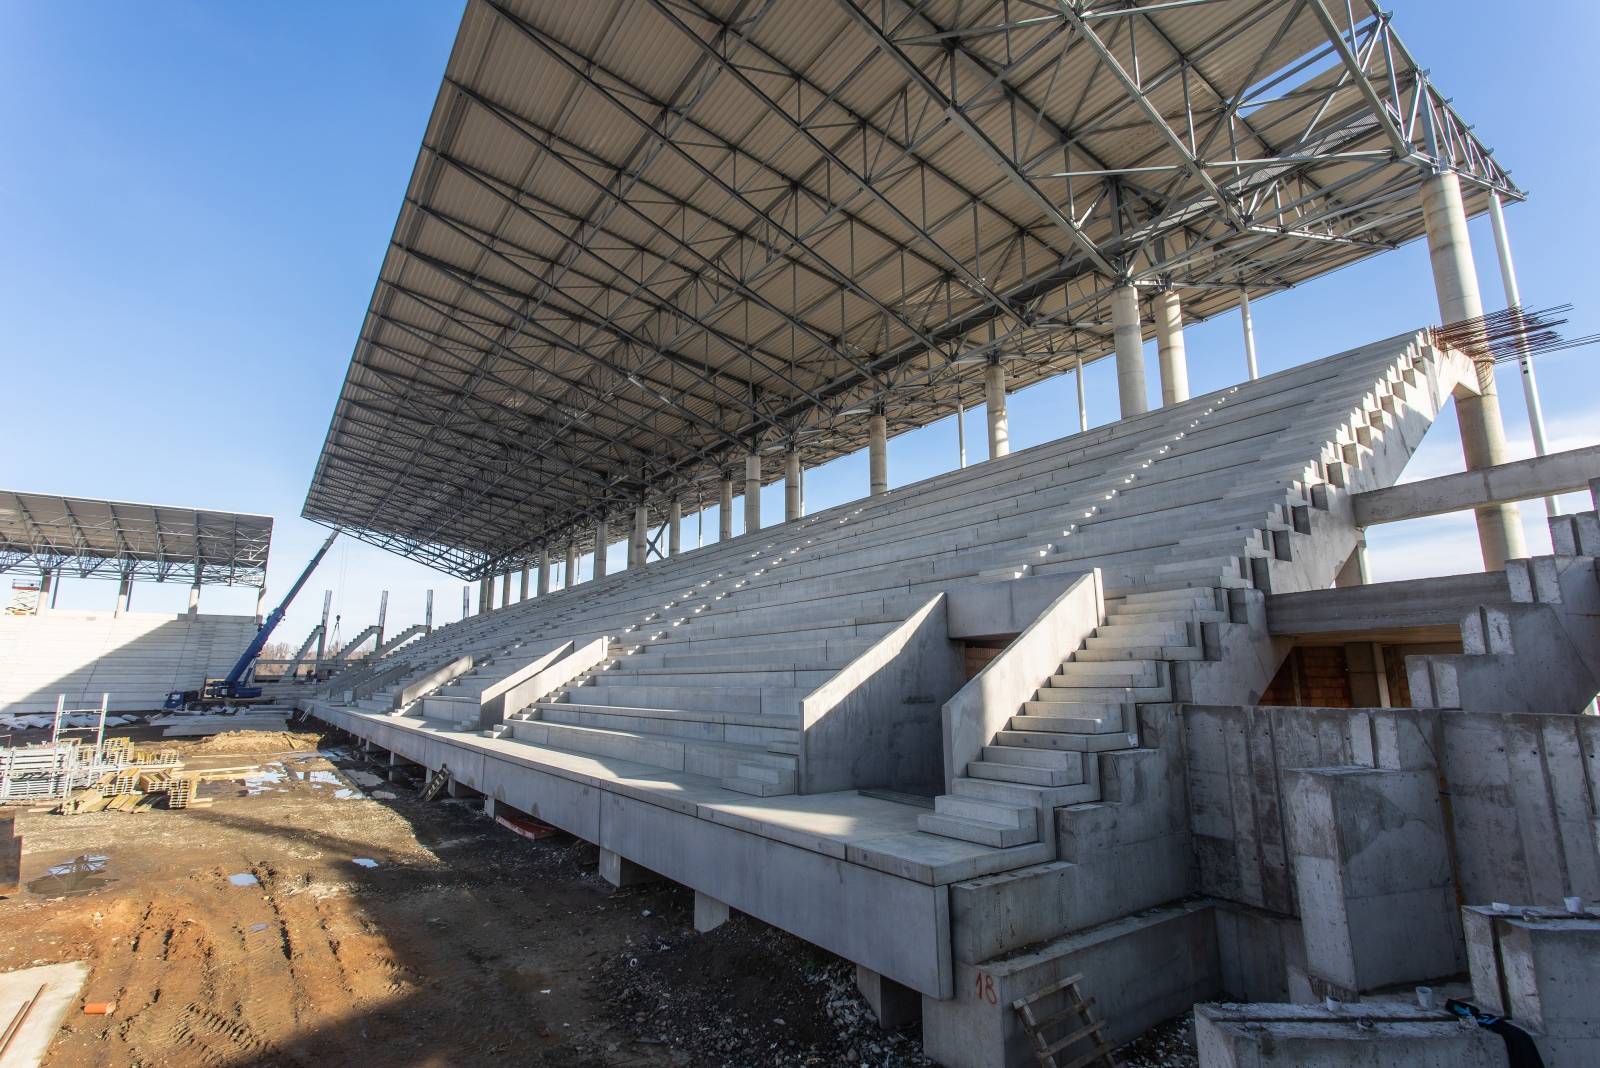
[0,726,1193,1067]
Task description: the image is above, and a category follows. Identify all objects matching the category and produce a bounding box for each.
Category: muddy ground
[1,726,1191,1067]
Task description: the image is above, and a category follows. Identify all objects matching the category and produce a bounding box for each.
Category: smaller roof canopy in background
[0,491,273,588]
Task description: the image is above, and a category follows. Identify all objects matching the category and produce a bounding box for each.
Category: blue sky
[3,0,1597,647]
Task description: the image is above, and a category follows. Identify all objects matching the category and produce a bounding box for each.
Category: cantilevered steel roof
[0,492,273,587]
[305,0,1520,579]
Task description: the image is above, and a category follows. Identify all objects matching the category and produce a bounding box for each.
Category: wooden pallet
[1012,973,1117,1068]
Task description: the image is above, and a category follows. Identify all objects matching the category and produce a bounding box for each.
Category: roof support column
[425,589,434,632]
[317,591,332,665]
[719,476,734,542]
[1240,288,1259,381]
[1075,355,1088,433]
[501,571,513,607]
[1155,290,1189,407]
[255,585,266,624]
[956,401,967,469]
[478,577,491,615]
[1488,192,1557,517]
[520,566,530,601]
[630,504,648,568]
[1112,284,1148,419]
[744,452,761,534]
[565,541,578,589]
[785,452,804,520]
[868,412,889,495]
[188,579,200,617]
[537,545,550,596]
[667,498,682,556]
[985,360,1009,459]
[1422,169,1525,569]
[593,515,609,579]
[35,570,53,615]
[114,573,132,617]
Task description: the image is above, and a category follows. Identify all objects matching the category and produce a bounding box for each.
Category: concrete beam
[1267,571,1511,637]
[1352,444,1600,526]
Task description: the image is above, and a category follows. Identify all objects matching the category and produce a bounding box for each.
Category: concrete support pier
[593,516,608,579]
[630,505,648,569]
[564,542,577,589]
[1155,289,1189,406]
[114,574,132,616]
[744,452,761,533]
[1421,168,1525,570]
[1240,287,1259,380]
[477,578,491,614]
[719,476,734,541]
[537,546,550,596]
[785,451,804,520]
[519,567,529,601]
[855,966,921,1031]
[694,891,731,933]
[187,580,200,616]
[501,571,512,607]
[985,360,1009,459]
[598,848,659,889]
[667,498,682,555]
[34,570,53,615]
[1112,283,1148,418]
[1075,355,1088,433]
[1488,192,1557,517]
[869,413,889,495]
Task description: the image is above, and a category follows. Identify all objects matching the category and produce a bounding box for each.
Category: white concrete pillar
[593,516,608,579]
[719,476,734,542]
[1075,354,1088,433]
[743,452,761,533]
[425,589,434,631]
[501,571,512,606]
[694,891,731,933]
[187,581,201,616]
[1154,289,1189,406]
[631,504,648,568]
[1240,288,1259,381]
[1421,169,1525,569]
[255,584,266,623]
[668,498,682,555]
[519,567,530,601]
[955,401,967,468]
[478,577,492,614]
[537,546,550,595]
[868,413,889,494]
[565,542,578,589]
[984,360,1009,459]
[114,574,132,616]
[1488,193,1557,517]
[34,570,53,615]
[1112,283,1148,418]
[784,451,803,520]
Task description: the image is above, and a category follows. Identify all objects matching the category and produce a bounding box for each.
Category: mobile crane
[163,529,339,711]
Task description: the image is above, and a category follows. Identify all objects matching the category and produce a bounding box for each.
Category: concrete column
[425,589,434,631]
[1488,193,1557,517]
[1421,169,1525,569]
[34,570,53,615]
[1112,283,1148,418]
[1075,354,1088,433]
[694,891,731,933]
[855,965,921,1031]
[501,571,512,607]
[317,591,331,665]
[868,413,889,494]
[667,498,682,555]
[593,516,608,579]
[743,452,761,533]
[565,542,578,589]
[1240,288,1259,381]
[114,574,132,616]
[984,360,1009,459]
[719,476,734,542]
[1155,289,1189,406]
[187,581,200,616]
[955,401,967,468]
[598,848,659,888]
[631,504,648,568]
[537,546,550,595]
[479,577,492,613]
[254,584,266,622]
[519,567,530,601]
[784,451,803,520]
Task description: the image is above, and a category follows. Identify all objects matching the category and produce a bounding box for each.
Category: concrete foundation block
[854,965,920,1031]
[693,891,730,933]
[1214,905,1305,1003]
[598,847,661,889]
[1194,1003,1505,1068]
[1283,766,1461,994]
[1463,905,1600,1067]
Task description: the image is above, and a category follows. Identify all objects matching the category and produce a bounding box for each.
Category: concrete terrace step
[918,796,1040,848]
[507,718,797,783]
[1010,708,1127,735]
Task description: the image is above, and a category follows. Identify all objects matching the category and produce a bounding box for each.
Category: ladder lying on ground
[1013,973,1118,1068]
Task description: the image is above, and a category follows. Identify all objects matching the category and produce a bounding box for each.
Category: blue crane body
[164,529,339,710]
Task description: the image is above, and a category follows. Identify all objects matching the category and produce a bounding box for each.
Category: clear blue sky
[3,1,1597,647]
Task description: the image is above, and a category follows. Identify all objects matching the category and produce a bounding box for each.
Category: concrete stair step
[1050,661,1162,687]
[1075,642,1202,661]
[994,729,1141,753]
[950,776,1101,808]
[1092,620,1191,644]
[965,759,1084,787]
[1031,683,1169,702]
[918,796,1040,847]
[1012,709,1125,734]
[721,762,797,796]
[1105,607,1227,624]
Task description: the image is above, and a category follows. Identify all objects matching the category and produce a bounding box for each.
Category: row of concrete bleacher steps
[320,334,1434,808]
[0,611,259,714]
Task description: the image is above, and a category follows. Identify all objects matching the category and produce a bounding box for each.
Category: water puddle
[351,858,380,869]
[240,765,287,796]
[28,854,114,896]
[228,872,259,887]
